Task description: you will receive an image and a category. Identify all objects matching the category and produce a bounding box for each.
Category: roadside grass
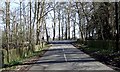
[82,46,113,55]
[1,43,51,70]
[73,42,120,70]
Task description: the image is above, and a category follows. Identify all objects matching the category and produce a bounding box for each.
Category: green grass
[2,43,51,69]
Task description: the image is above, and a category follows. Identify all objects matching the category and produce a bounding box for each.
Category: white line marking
[62,48,67,62]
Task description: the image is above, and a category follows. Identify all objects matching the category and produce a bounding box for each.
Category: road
[28,40,115,71]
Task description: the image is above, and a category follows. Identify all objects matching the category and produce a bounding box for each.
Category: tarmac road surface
[28,40,115,71]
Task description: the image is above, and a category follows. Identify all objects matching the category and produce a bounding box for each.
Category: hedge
[84,40,119,50]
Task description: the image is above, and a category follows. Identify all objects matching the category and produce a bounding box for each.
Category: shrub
[85,40,116,50]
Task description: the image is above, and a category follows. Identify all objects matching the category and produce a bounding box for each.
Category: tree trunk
[19,1,22,58]
[45,21,49,42]
[68,12,70,39]
[5,1,10,63]
[61,14,64,40]
[29,2,32,53]
[76,3,85,42]
[65,20,67,40]
[36,2,40,45]
[32,2,37,51]
[73,13,76,40]
[58,9,61,40]
[53,3,56,40]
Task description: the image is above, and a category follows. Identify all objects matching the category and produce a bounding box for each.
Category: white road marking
[62,48,67,62]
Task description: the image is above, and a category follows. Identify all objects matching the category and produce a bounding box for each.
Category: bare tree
[67,2,71,39]
[53,1,56,40]
[75,2,84,42]
[5,1,10,63]
[28,1,32,53]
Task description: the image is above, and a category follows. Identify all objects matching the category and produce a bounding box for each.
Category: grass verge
[73,43,120,71]
[1,44,51,71]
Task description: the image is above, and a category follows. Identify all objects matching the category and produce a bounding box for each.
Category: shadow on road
[20,58,96,66]
[42,48,85,57]
[48,40,77,44]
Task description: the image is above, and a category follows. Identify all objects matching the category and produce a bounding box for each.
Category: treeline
[1,1,52,66]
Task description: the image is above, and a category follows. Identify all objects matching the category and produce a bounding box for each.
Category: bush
[77,39,84,44]
[9,60,22,66]
[85,40,116,50]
